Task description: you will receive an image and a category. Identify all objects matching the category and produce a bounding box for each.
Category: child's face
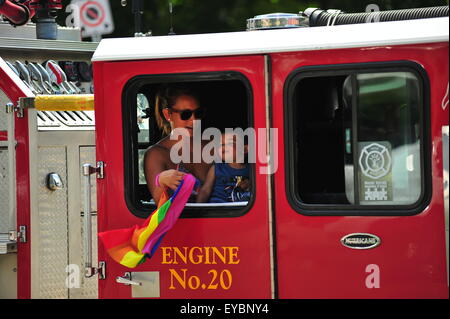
[219,133,246,163]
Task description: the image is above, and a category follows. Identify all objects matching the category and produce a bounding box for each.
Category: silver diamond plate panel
[0,148,10,234]
[0,254,17,298]
[78,214,98,299]
[38,146,69,299]
[0,90,9,132]
[77,146,98,299]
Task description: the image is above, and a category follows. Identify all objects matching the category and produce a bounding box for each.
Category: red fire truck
[0,2,448,299]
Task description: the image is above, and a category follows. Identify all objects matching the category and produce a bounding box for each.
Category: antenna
[168,1,175,35]
[121,0,151,36]
[132,0,144,36]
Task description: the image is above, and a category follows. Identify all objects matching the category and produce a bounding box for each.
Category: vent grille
[37,110,95,130]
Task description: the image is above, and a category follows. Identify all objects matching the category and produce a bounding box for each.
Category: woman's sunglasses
[168,108,205,121]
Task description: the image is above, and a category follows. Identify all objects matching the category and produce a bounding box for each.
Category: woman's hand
[157,169,186,190]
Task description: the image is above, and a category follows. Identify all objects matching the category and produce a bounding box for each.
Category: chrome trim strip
[0,38,98,53]
[7,100,16,237]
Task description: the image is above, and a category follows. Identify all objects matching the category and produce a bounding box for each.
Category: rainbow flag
[98,174,195,268]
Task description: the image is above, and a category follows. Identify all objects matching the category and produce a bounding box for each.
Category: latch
[0,233,17,254]
[5,102,24,118]
[116,272,142,286]
[85,261,106,280]
[9,226,27,243]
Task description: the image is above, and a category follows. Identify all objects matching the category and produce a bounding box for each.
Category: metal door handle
[46,172,63,191]
[82,163,94,277]
[82,162,105,278]
[116,273,142,286]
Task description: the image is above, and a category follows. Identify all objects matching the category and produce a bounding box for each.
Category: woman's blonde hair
[155,85,198,136]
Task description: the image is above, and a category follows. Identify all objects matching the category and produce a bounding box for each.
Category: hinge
[15,98,33,118]
[99,261,106,279]
[9,226,27,243]
[86,261,106,280]
[6,101,24,118]
[96,161,104,179]
[82,161,104,179]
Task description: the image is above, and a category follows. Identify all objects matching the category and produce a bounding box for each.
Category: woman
[144,86,211,203]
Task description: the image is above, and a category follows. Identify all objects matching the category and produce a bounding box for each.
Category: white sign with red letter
[67,0,114,39]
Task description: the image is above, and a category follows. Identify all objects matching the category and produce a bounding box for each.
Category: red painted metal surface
[0,58,34,299]
[0,131,7,141]
[94,56,272,298]
[271,42,449,298]
[0,0,30,26]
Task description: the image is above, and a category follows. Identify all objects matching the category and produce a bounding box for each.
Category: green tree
[59,0,448,38]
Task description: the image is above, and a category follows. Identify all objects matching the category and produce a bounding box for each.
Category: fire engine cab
[0,2,449,299]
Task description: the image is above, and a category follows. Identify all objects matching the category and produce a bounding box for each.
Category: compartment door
[94,55,273,298]
[0,57,34,298]
[271,43,449,298]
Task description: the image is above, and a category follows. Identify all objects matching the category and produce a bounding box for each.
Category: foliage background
[58,0,449,38]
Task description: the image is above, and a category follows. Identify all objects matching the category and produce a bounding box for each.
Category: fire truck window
[126,76,253,218]
[293,75,348,205]
[351,72,422,205]
[290,68,425,211]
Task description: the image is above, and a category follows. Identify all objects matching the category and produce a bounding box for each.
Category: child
[197,132,251,203]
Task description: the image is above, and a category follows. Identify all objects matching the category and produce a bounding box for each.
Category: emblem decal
[358,142,393,201]
[359,143,392,180]
[341,233,381,250]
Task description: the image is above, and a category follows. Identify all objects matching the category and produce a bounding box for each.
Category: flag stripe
[98,174,195,268]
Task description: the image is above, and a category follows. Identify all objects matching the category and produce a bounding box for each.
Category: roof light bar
[246,13,308,31]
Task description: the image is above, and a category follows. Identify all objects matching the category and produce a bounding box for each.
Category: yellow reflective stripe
[34,94,94,111]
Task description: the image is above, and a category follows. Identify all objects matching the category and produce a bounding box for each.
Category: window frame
[284,61,432,216]
[122,71,257,219]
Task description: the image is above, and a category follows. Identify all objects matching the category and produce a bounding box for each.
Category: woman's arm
[144,147,185,203]
[196,165,215,203]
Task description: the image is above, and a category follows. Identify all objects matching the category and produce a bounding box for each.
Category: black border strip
[284,61,432,216]
[122,71,257,219]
